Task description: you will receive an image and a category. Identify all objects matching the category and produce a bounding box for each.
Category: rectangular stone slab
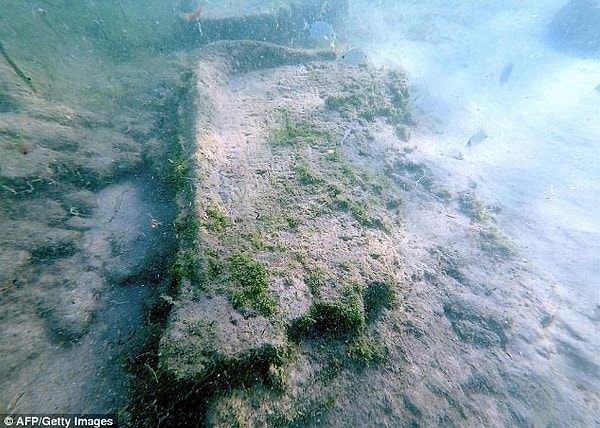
[157,39,412,424]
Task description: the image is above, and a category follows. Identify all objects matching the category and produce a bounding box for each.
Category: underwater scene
[0,0,598,426]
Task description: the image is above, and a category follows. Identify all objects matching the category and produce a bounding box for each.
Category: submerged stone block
[156,39,410,424]
[159,295,286,381]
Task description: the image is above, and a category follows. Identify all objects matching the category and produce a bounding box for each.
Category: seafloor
[0,1,597,426]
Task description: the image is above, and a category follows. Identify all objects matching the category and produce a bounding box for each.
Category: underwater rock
[0,113,142,190]
[154,40,409,425]
[80,180,175,285]
[1,221,81,261]
[37,269,104,343]
[159,295,287,380]
[0,249,30,286]
[546,0,600,55]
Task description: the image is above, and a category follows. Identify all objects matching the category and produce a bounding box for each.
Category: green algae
[229,253,277,316]
[289,299,365,340]
[325,69,410,124]
[271,107,333,148]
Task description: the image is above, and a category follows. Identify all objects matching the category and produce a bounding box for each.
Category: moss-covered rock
[158,294,287,382]
[153,39,410,425]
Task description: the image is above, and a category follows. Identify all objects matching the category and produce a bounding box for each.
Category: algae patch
[229,253,277,316]
[458,191,514,258]
[324,68,411,138]
[289,299,365,339]
[270,106,334,148]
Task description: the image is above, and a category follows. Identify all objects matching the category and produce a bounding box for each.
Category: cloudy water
[346,0,599,414]
[1,0,598,425]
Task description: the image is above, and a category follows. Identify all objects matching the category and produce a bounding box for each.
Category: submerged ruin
[1,1,597,426]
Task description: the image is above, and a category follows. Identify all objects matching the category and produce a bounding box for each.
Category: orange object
[182,3,203,22]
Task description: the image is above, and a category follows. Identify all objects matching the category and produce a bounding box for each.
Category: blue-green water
[0,0,598,426]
